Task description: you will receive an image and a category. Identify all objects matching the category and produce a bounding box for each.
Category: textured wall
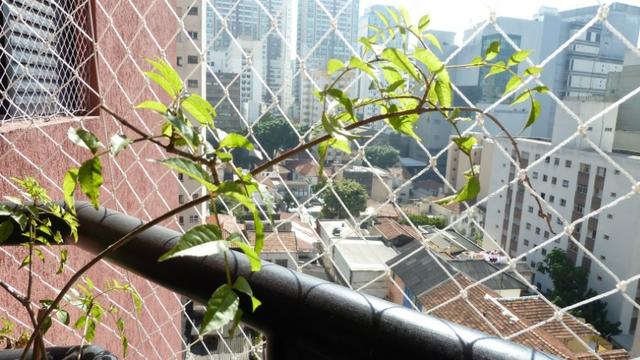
[0,0,183,358]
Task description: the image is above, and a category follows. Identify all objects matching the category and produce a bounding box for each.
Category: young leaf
[68,128,102,154]
[146,58,183,96]
[503,75,523,96]
[233,276,262,311]
[454,174,480,203]
[398,6,411,25]
[0,220,14,244]
[78,157,103,209]
[181,94,216,126]
[418,14,430,30]
[349,57,376,79]
[435,72,452,110]
[219,133,254,151]
[144,71,176,98]
[327,59,345,75]
[110,134,132,156]
[135,101,168,114]
[470,56,484,66]
[158,158,216,192]
[525,99,541,129]
[56,310,70,326]
[85,318,96,342]
[511,90,532,106]
[230,239,262,272]
[525,66,542,76]
[159,224,226,261]
[413,48,444,74]
[166,114,199,149]
[200,284,239,334]
[484,61,506,78]
[507,49,531,67]
[484,41,501,61]
[57,248,68,274]
[385,79,405,93]
[388,113,420,140]
[452,136,477,156]
[424,33,442,52]
[381,48,419,80]
[116,318,128,357]
[381,66,403,85]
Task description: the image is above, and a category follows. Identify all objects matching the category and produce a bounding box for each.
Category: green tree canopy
[364,145,400,168]
[400,213,447,229]
[538,248,621,337]
[321,179,368,219]
[253,116,299,157]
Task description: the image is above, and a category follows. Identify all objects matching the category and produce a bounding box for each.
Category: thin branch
[0,280,27,305]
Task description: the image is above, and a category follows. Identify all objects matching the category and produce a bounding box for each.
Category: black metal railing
[2,203,558,360]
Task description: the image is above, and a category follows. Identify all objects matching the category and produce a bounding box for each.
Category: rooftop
[334,240,398,271]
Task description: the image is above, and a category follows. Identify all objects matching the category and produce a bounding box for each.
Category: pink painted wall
[0,0,184,358]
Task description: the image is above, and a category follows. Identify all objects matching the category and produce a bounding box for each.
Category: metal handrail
[1,203,558,359]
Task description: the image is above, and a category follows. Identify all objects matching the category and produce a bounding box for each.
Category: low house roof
[334,240,397,271]
[246,230,298,254]
[374,218,420,242]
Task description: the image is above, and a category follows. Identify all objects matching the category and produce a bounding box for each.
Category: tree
[253,116,299,157]
[538,249,621,337]
[400,214,447,229]
[365,145,400,168]
[321,179,368,219]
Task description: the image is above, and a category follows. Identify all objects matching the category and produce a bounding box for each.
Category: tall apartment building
[294,0,360,124]
[452,3,640,139]
[206,0,294,115]
[446,97,640,349]
[361,5,404,50]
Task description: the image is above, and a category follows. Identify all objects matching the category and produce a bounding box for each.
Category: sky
[359,0,640,36]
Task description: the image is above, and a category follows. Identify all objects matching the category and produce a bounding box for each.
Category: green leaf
[230,239,262,272]
[454,174,480,203]
[413,48,444,74]
[57,248,68,274]
[144,71,176,97]
[166,113,199,149]
[425,33,442,52]
[68,128,102,154]
[233,276,262,311]
[0,220,14,244]
[452,136,477,156]
[135,100,168,114]
[382,66,403,85]
[110,134,132,156]
[62,168,79,213]
[525,99,541,129]
[418,14,430,30]
[484,41,501,61]
[533,85,549,94]
[398,6,410,25]
[385,79,405,93]
[146,58,183,96]
[435,72,452,110]
[503,75,523,96]
[41,316,52,335]
[85,318,96,342]
[349,57,375,79]
[73,315,86,330]
[511,90,532,105]
[359,37,374,55]
[78,157,103,209]
[327,59,345,75]
[525,66,542,76]
[200,284,239,334]
[116,318,128,357]
[182,94,216,126]
[327,88,354,118]
[381,48,419,80]
[219,133,254,150]
[56,310,70,325]
[159,224,226,261]
[484,61,506,78]
[158,158,216,192]
[507,49,531,67]
[470,56,484,66]
[387,105,420,140]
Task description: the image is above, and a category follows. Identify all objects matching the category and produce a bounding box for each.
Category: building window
[562,180,569,188]
[545,157,550,164]
[580,163,591,173]
[542,175,548,182]
[188,6,198,15]
[549,195,555,203]
[560,199,567,207]
[178,194,185,204]
[610,192,616,197]
[1,1,95,120]
[532,172,538,179]
[177,56,183,67]
[577,184,588,194]
[557,218,563,225]
[551,177,557,185]
[192,192,199,200]
[189,215,199,223]
[541,192,546,199]
[528,206,534,213]
[614,169,620,175]
[178,173,184,182]
[178,216,184,225]
[188,31,198,40]
[187,79,198,88]
[565,160,572,168]
[526,223,531,230]
[535,227,541,235]
[604,127,612,132]
[574,204,584,214]
[275,259,288,267]
[554,158,560,166]
[541,248,547,255]
[524,239,530,246]
[596,166,606,177]
[188,55,199,64]
[604,234,610,240]
[597,275,602,281]
[607,214,613,219]
[600,255,606,261]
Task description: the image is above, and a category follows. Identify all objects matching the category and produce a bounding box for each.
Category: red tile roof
[246,231,298,254]
[418,274,628,359]
[374,218,420,241]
